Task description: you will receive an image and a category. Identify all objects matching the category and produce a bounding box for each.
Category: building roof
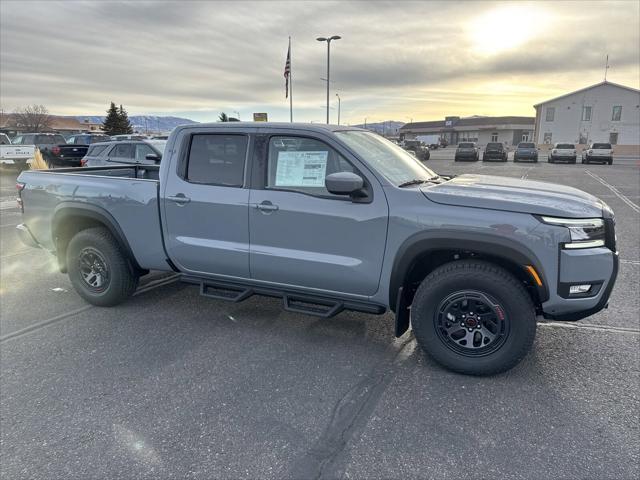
[400,116,534,131]
[533,80,640,107]
[0,114,103,132]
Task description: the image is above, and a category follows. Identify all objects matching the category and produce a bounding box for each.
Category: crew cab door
[162,131,252,278]
[248,132,388,297]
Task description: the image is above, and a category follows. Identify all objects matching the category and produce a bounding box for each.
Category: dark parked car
[482,142,508,162]
[454,142,479,161]
[402,140,430,161]
[81,140,166,167]
[43,133,113,167]
[513,142,539,163]
[12,133,67,166]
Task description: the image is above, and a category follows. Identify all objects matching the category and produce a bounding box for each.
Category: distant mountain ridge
[68,115,198,132]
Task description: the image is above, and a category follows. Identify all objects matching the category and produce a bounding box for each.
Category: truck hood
[421,174,605,217]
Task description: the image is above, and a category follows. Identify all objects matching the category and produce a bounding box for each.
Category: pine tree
[117,104,133,134]
[102,102,120,135]
[218,112,229,122]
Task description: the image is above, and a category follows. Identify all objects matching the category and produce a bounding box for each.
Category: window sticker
[275,151,328,187]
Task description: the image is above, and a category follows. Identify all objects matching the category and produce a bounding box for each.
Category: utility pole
[335,93,341,125]
[604,54,610,81]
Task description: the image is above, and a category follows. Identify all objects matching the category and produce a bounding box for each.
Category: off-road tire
[67,227,139,307]
[411,260,536,375]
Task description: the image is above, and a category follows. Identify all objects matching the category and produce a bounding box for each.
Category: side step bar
[183,276,385,319]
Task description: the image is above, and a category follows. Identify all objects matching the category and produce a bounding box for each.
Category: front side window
[545,107,555,122]
[612,106,622,121]
[135,143,156,162]
[582,106,592,121]
[266,136,356,198]
[186,134,247,186]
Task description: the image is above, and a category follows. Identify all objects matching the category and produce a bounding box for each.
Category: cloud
[1,0,638,123]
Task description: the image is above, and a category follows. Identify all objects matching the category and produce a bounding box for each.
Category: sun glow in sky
[468,5,552,54]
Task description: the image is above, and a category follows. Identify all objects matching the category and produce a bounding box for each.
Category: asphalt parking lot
[1,156,638,479]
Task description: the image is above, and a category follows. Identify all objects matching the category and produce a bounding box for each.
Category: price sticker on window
[275,151,328,187]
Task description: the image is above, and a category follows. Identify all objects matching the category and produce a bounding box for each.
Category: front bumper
[542,248,618,321]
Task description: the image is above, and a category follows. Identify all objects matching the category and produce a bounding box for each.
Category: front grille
[604,217,616,251]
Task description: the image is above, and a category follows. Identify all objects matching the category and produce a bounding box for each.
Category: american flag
[284,42,291,98]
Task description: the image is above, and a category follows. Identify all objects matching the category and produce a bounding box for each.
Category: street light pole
[317,35,341,124]
[335,93,341,125]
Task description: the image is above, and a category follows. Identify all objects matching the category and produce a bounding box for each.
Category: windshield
[518,143,535,148]
[486,143,502,149]
[336,131,437,185]
[557,144,574,149]
[592,143,611,149]
[458,142,474,148]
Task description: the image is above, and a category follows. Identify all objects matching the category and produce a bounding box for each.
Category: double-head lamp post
[316,35,341,124]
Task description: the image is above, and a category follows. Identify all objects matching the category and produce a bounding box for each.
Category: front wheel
[67,227,139,307]
[410,260,536,375]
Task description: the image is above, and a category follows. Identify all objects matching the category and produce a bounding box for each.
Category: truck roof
[173,122,366,134]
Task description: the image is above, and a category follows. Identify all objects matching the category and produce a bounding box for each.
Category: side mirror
[145,153,161,162]
[325,172,364,196]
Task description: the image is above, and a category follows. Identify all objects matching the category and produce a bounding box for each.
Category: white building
[534,81,640,146]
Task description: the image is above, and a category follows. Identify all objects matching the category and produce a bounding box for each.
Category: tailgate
[58,145,88,158]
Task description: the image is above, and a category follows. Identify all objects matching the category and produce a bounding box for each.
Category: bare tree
[11,105,52,132]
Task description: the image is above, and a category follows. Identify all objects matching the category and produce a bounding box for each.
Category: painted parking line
[620,259,640,265]
[538,321,640,335]
[585,170,640,213]
[0,274,180,343]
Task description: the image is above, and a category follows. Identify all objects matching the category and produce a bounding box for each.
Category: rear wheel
[67,227,139,306]
[410,260,536,375]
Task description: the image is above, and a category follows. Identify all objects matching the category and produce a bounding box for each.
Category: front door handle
[255,201,279,212]
[167,193,191,205]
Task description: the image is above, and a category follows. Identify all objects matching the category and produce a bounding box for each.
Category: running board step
[200,281,253,302]
[283,293,344,318]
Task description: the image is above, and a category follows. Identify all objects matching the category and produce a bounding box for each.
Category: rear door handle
[255,201,278,212]
[167,193,191,205]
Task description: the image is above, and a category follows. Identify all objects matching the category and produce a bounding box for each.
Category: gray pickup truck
[16,123,618,375]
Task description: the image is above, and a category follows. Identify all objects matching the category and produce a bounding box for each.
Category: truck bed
[17,165,168,270]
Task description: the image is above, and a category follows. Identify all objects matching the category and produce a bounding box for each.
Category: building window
[582,106,592,121]
[612,106,622,121]
[609,132,618,145]
[543,133,552,144]
[545,107,555,122]
[522,132,531,142]
[491,132,498,142]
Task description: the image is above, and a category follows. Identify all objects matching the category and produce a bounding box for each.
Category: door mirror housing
[145,153,161,163]
[325,172,364,196]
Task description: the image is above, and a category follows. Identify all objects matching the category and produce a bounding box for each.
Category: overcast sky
[1,0,639,124]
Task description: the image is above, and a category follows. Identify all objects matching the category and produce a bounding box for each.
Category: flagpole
[289,36,293,122]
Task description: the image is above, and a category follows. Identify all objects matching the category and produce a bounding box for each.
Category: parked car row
[454,142,614,165]
[80,140,166,167]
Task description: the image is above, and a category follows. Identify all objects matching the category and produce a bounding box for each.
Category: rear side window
[87,144,109,156]
[186,134,247,186]
[111,143,135,159]
[557,144,574,149]
[592,143,611,149]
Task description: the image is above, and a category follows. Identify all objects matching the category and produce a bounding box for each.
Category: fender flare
[388,229,549,309]
[51,202,141,270]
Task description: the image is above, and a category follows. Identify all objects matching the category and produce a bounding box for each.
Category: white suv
[548,143,577,164]
[582,143,613,165]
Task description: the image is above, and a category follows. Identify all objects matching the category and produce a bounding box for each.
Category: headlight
[540,216,605,249]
